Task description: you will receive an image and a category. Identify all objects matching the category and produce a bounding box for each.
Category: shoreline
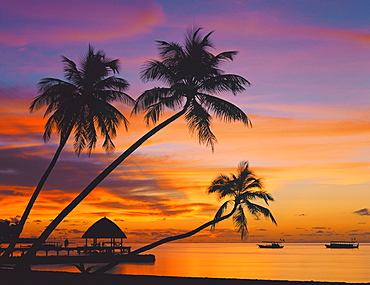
[1,270,369,285]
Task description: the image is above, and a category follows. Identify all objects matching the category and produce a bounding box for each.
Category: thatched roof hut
[82,217,127,239]
[82,217,126,247]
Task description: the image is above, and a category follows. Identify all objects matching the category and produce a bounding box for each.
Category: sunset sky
[0,0,369,244]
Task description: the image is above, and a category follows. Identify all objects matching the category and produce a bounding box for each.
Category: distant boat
[325,241,359,249]
[257,241,284,248]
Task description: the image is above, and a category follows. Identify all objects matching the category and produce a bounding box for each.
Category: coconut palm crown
[134,27,251,151]
[30,44,134,155]
[208,161,277,239]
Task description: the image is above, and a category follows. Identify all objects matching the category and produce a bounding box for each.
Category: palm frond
[197,94,251,126]
[213,51,238,64]
[143,102,165,126]
[244,201,277,225]
[132,87,174,114]
[31,79,77,113]
[185,101,217,151]
[80,45,121,88]
[62,56,81,84]
[97,90,135,107]
[79,98,128,154]
[43,114,58,142]
[156,40,185,60]
[237,161,249,173]
[141,60,177,85]
[185,27,214,53]
[242,189,274,206]
[233,205,248,239]
[42,102,79,142]
[92,76,130,95]
[210,200,233,231]
[207,174,229,193]
[201,74,251,95]
[244,181,264,194]
[208,180,236,201]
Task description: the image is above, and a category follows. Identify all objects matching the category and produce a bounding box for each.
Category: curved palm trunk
[93,202,238,275]
[15,107,188,270]
[0,134,70,264]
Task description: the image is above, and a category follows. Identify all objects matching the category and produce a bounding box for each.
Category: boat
[257,241,284,248]
[325,241,359,249]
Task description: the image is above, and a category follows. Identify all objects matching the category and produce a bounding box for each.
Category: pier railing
[0,241,131,257]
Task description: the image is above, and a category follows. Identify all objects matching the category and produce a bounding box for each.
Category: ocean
[32,243,370,283]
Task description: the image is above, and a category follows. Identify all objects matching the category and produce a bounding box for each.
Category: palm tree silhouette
[93,161,276,274]
[17,27,252,268]
[207,160,276,238]
[134,27,251,150]
[2,45,133,262]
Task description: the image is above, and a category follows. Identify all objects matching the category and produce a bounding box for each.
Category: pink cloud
[180,10,370,46]
[0,33,28,46]
[1,0,165,46]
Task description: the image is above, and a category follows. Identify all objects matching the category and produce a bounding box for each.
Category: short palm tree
[17,27,252,268]
[93,161,276,274]
[207,160,277,238]
[2,45,133,262]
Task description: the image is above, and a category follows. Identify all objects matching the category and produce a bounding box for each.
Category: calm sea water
[33,243,370,283]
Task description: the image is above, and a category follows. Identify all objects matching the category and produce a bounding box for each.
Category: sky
[0,0,369,244]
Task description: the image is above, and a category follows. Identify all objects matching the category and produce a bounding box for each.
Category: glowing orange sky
[0,0,370,244]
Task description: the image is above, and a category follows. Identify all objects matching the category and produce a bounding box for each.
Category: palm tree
[134,27,251,150]
[16,27,251,269]
[93,161,276,274]
[207,160,277,238]
[1,45,133,262]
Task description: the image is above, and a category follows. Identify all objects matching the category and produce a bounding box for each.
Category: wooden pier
[0,242,154,265]
[0,242,131,257]
[0,217,155,266]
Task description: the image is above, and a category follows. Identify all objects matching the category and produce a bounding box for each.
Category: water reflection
[108,243,370,283]
[33,243,370,283]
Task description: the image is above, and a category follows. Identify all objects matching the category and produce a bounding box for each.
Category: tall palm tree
[16,27,252,269]
[135,27,251,150]
[93,161,276,274]
[1,45,133,262]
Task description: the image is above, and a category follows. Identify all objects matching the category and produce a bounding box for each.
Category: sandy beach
[1,270,369,285]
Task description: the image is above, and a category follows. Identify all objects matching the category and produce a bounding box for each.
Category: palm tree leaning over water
[17,27,252,269]
[207,160,277,238]
[1,45,133,262]
[94,161,277,274]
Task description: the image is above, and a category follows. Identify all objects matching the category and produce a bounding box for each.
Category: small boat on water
[257,241,284,248]
[325,241,359,249]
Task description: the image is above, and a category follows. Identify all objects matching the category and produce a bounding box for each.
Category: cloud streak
[0,0,164,46]
[353,208,370,216]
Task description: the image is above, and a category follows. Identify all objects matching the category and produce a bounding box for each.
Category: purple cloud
[353,208,370,216]
[0,0,164,46]
[312,227,329,229]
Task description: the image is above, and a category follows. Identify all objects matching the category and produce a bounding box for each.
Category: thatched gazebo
[82,217,127,251]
